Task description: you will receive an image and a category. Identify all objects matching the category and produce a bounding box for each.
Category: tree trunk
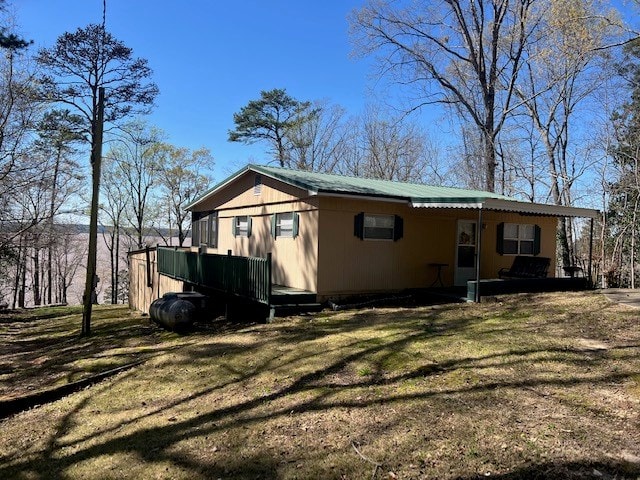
[114,225,120,304]
[631,196,639,289]
[82,87,105,336]
[32,247,41,306]
[47,245,53,304]
[484,120,496,193]
[19,248,26,308]
[11,240,24,309]
[47,149,62,305]
[544,136,571,270]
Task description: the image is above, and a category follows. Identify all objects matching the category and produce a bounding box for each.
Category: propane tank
[149,293,196,331]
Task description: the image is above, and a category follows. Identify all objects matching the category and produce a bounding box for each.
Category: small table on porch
[428,262,448,288]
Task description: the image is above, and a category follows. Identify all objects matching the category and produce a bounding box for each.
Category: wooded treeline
[1,0,640,309]
[0,3,213,308]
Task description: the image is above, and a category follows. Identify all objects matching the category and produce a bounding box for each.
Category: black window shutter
[247,216,252,237]
[232,217,237,237]
[354,212,364,240]
[533,224,541,255]
[293,212,300,238]
[393,215,404,241]
[497,222,505,255]
[270,214,277,238]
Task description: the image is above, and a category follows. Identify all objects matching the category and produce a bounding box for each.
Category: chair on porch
[498,256,551,279]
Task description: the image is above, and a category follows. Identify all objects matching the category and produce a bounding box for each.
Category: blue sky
[14,0,638,188]
[16,0,373,180]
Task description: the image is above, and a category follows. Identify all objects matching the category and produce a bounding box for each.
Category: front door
[454,220,477,287]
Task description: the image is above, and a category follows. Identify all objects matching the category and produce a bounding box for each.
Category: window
[271,212,299,239]
[199,218,208,245]
[192,212,218,248]
[497,223,540,255]
[364,214,394,240]
[354,213,403,241]
[208,214,218,248]
[233,215,252,237]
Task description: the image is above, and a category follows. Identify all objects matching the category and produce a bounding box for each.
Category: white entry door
[454,220,477,287]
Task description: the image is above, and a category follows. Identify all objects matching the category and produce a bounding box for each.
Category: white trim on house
[411,198,599,219]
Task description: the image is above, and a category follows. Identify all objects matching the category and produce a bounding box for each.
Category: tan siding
[193,174,320,292]
[128,249,185,314]
[201,209,318,292]
[316,197,558,299]
[193,171,312,212]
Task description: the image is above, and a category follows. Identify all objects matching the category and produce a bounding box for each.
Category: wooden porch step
[269,302,324,318]
[270,293,318,305]
[270,285,317,306]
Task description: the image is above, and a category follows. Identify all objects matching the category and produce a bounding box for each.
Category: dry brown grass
[0,292,639,479]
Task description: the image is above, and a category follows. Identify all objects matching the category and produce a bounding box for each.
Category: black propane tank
[149,293,196,331]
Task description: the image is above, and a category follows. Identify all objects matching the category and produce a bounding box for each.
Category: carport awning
[410,198,599,219]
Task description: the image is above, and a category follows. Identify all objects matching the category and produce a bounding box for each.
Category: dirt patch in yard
[0,292,639,479]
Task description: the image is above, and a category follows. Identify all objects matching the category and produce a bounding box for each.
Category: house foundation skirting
[467,277,588,301]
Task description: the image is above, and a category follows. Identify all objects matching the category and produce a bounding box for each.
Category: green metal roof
[187,164,598,218]
[252,164,513,203]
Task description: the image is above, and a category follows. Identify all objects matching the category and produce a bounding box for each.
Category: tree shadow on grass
[0,296,639,479]
[0,307,189,401]
[456,459,640,479]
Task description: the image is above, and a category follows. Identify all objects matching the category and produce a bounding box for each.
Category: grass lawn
[0,305,183,400]
[0,292,639,479]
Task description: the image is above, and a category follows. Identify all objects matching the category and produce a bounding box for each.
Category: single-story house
[129,164,598,314]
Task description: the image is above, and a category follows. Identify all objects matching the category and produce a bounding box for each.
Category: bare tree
[108,120,163,249]
[100,154,129,304]
[0,46,40,259]
[336,107,441,183]
[156,145,213,246]
[287,101,350,173]
[514,0,623,269]
[351,0,535,192]
[33,110,83,304]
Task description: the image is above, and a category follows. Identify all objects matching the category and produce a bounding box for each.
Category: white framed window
[233,215,251,237]
[364,214,395,240]
[271,212,299,239]
[354,212,403,241]
[500,223,537,255]
[276,212,294,238]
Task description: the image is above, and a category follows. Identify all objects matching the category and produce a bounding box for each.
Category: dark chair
[498,256,550,279]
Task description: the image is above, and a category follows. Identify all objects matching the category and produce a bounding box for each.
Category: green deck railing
[157,247,272,305]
